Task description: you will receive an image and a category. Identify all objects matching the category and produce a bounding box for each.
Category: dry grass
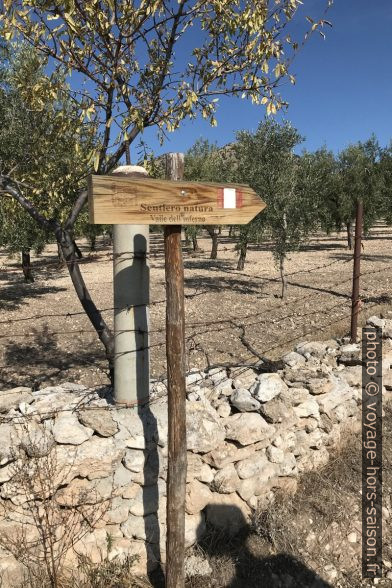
[76,554,149,588]
[6,555,150,588]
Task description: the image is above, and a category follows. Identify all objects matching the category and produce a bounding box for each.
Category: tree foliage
[337,138,383,234]
[234,120,313,291]
[0,44,95,263]
[311,138,383,248]
[184,139,230,183]
[0,0,333,376]
[380,143,392,225]
[184,138,232,258]
[1,0,332,172]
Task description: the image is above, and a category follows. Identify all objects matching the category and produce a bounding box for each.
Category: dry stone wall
[0,315,391,584]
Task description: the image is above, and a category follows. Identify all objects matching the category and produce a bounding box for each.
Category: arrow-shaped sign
[88,175,266,225]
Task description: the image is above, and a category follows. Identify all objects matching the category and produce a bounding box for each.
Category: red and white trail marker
[217,187,243,209]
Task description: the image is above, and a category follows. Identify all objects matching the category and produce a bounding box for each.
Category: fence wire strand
[1,243,391,390]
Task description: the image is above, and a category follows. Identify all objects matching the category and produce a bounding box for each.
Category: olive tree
[184,139,232,258]
[0,44,94,280]
[0,0,332,376]
[336,138,383,248]
[297,147,340,236]
[234,120,315,297]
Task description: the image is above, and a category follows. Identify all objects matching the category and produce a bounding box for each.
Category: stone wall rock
[0,314,388,584]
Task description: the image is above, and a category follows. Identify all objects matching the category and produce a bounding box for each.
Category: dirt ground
[1,228,391,587]
[1,224,392,390]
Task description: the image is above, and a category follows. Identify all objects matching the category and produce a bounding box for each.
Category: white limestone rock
[56,437,125,482]
[293,399,320,419]
[0,387,33,414]
[295,341,329,359]
[231,368,258,390]
[259,398,294,424]
[78,408,118,437]
[224,413,274,446]
[250,373,289,402]
[52,413,94,445]
[230,388,261,412]
[235,451,272,480]
[212,463,240,494]
[186,401,226,453]
[202,440,269,470]
[128,480,166,517]
[113,409,155,449]
[186,480,213,514]
[266,445,285,464]
[366,316,386,329]
[281,352,306,368]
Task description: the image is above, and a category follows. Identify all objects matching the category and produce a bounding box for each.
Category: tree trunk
[56,228,114,384]
[237,240,248,270]
[206,226,219,259]
[229,225,234,238]
[105,227,113,245]
[90,235,96,251]
[57,242,66,265]
[0,178,115,383]
[73,239,83,259]
[280,254,287,299]
[346,221,353,250]
[21,249,34,283]
[279,212,288,299]
[192,234,199,252]
[210,234,218,259]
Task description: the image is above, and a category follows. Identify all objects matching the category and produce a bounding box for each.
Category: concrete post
[112,166,150,406]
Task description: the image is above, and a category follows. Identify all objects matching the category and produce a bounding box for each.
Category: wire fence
[0,297,383,424]
[1,245,392,392]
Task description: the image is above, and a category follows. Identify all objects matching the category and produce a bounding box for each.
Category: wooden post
[112,166,150,406]
[164,153,187,588]
[350,198,363,343]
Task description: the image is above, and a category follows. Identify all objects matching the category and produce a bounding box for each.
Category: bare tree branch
[64,190,88,230]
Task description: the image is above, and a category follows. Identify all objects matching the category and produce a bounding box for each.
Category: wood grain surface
[88,174,266,225]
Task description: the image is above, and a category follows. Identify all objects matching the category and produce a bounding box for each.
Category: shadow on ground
[192,507,331,588]
[184,259,234,271]
[149,505,332,588]
[0,324,109,389]
[332,252,392,263]
[185,275,262,296]
[0,283,68,311]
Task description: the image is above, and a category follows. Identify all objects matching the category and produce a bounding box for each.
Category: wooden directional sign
[88,174,266,225]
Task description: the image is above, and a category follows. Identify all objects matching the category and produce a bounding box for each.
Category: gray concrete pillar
[112,166,149,406]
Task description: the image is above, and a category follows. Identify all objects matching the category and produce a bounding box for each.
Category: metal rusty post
[164,153,187,588]
[350,199,363,343]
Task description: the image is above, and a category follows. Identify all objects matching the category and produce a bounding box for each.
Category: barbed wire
[1,246,391,394]
[1,247,352,275]
[0,298,379,424]
[0,289,212,326]
[2,257,391,340]
[0,293,377,379]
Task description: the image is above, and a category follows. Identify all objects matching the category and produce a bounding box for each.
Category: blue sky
[139,0,392,158]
